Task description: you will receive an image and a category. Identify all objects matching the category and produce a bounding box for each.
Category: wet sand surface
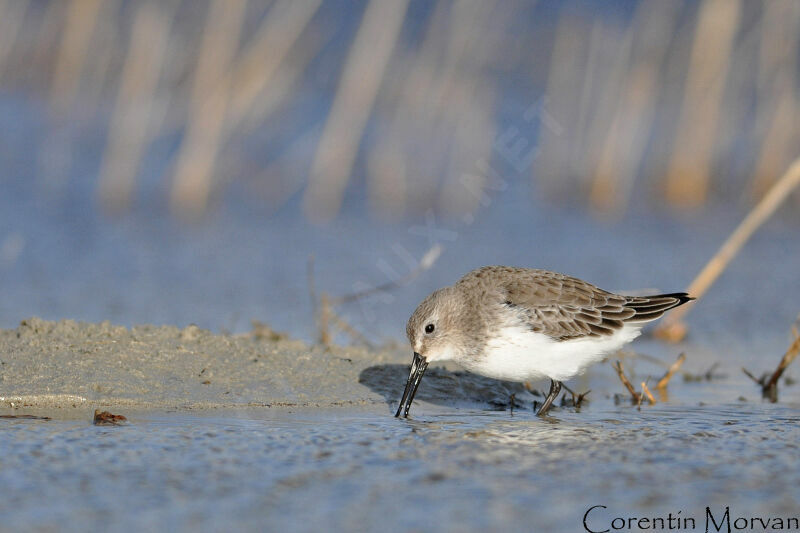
[0,318,540,410]
[3,318,800,531]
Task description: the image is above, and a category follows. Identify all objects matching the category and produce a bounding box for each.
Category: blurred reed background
[1,0,798,222]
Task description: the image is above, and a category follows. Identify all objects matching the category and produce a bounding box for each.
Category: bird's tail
[622,293,695,323]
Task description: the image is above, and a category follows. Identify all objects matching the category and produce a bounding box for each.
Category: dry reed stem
[764,328,800,391]
[314,244,441,346]
[29,1,66,83]
[741,319,800,402]
[170,0,247,217]
[641,381,656,405]
[750,2,800,199]
[235,19,327,136]
[303,0,410,223]
[247,128,324,212]
[590,0,679,214]
[437,3,503,220]
[307,255,318,335]
[656,352,686,389]
[741,367,764,385]
[655,155,800,342]
[663,0,741,208]
[614,360,640,401]
[534,14,589,197]
[561,382,591,408]
[751,89,798,201]
[366,1,456,218]
[80,0,122,105]
[367,141,409,219]
[50,0,104,114]
[0,0,29,78]
[319,293,332,347]
[226,0,322,130]
[577,20,633,188]
[331,244,441,305]
[97,2,171,212]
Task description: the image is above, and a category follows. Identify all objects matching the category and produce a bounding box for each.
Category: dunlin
[395,266,694,417]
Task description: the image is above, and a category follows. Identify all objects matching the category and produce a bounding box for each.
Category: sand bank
[0,318,530,410]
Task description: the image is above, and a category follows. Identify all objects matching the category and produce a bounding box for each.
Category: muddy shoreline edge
[0,318,401,410]
[0,317,533,411]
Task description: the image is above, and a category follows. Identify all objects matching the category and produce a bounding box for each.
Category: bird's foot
[536,379,562,416]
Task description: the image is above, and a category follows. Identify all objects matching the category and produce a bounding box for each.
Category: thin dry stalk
[316,295,372,348]
[656,352,686,389]
[331,244,442,305]
[0,0,29,78]
[742,320,800,402]
[656,155,800,342]
[636,385,645,410]
[703,362,720,381]
[663,0,741,208]
[751,89,798,201]
[303,0,410,223]
[641,381,656,405]
[319,292,332,347]
[437,3,503,218]
[235,22,327,136]
[50,0,104,113]
[226,0,322,129]
[741,367,765,385]
[577,20,633,189]
[307,254,321,343]
[750,2,800,199]
[29,1,66,82]
[534,14,591,198]
[367,1,447,217]
[561,382,591,408]
[590,0,679,214]
[312,244,440,347]
[561,382,576,397]
[307,255,317,320]
[614,360,640,401]
[764,329,800,392]
[97,2,171,213]
[576,390,591,408]
[170,0,247,217]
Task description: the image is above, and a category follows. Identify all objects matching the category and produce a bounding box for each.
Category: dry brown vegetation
[743,318,800,402]
[0,1,796,220]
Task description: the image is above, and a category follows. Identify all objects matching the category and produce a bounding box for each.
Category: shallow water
[2,401,799,533]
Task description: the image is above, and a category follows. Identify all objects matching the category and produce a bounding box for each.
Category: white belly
[465,324,642,382]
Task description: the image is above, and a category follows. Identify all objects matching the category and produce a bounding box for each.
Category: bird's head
[396,286,467,418]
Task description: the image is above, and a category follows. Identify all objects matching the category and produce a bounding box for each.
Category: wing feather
[457,266,694,341]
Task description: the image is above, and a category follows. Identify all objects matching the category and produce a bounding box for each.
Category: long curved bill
[394,352,429,418]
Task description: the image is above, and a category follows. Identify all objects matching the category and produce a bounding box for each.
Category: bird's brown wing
[499,270,634,340]
[459,266,692,341]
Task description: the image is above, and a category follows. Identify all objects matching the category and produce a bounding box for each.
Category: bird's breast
[464,323,642,382]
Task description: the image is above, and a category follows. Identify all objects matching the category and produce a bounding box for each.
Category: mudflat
[0,318,532,411]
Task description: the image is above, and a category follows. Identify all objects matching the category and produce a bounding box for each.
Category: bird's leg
[536,380,562,416]
[509,393,516,415]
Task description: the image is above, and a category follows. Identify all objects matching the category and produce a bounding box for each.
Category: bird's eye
[425,324,435,334]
